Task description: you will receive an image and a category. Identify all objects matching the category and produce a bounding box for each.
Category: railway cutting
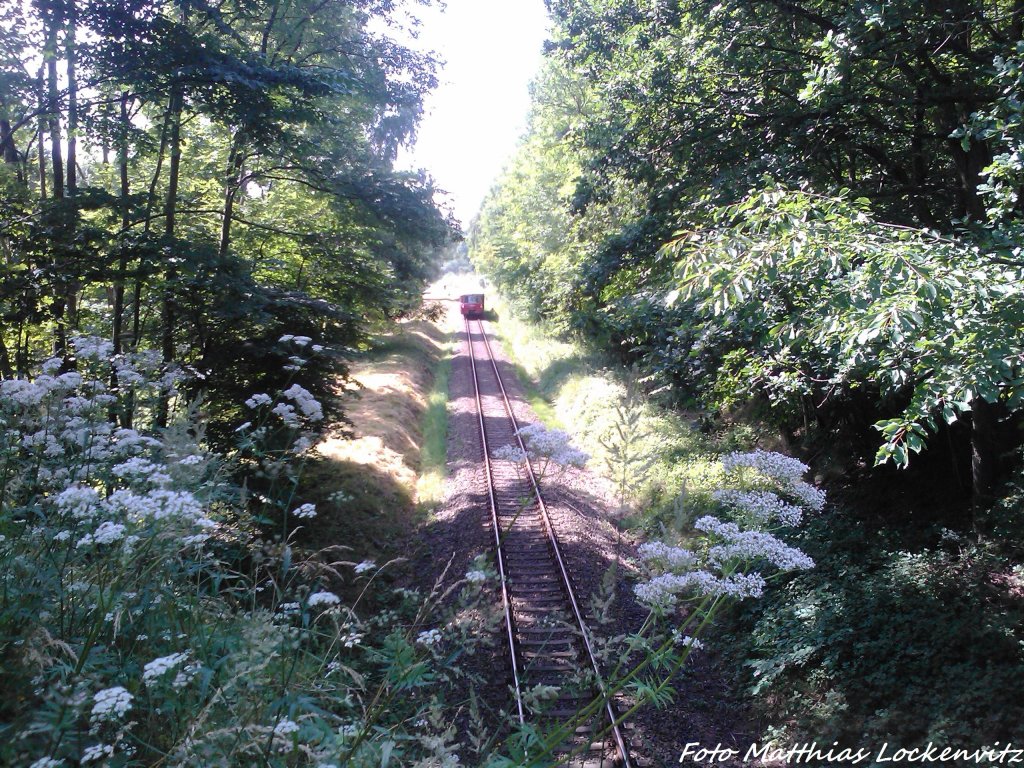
[463,317,631,768]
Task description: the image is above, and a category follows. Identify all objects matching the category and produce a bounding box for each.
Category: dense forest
[472,0,1024,752]
[0,0,453,432]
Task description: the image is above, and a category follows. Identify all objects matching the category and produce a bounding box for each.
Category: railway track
[464,317,631,768]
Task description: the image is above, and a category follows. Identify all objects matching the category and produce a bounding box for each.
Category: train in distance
[459,293,485,318]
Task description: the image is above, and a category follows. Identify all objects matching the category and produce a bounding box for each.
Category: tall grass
[417,331,453,511]
[486,292,728,531]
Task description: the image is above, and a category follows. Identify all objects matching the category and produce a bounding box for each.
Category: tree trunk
[157,82,184,428]
[0,335,12,380]
[44,6,69,356]
[218,132,246,258]
[66,0,77,195]
[0,120,18,166]
[113,92,131,357]
[15,324,28,378]
[943,95,1000,508]
[144,97,173,231]
[971,398,997,513]
[46,16,64,202]
[36,68,46,200]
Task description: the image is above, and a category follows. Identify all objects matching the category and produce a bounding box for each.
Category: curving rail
[464,317,631,767]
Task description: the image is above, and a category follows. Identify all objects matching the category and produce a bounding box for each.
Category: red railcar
[459,293,484,318]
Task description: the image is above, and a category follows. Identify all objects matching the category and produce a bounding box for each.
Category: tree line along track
[464,317,631,768]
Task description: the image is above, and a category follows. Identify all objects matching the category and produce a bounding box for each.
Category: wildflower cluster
[142,652,191,686]
[517,423,590,467]
[494,422,590,481]
[308,590,341,608]
[635,450,824,610]
[720,449,827,512]
[635,569,769,607]
[245,382,323,430]
[91,686,134,721]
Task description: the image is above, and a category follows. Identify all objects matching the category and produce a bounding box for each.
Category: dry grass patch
[297,318,451,562]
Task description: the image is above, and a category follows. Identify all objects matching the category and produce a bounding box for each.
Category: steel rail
[470,318,632,768]
[465,317,527,726]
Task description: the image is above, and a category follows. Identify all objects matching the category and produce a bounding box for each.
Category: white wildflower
[282,384,323,421]
[91,686,133,721]
[112,457,172,486]
[105,488,204,523]
[671,631,705,650]
[82,744,114,763]
[307,591,340,608]
[291,503,317,519]
[0,379,46,407]
[515,423,588,467]
[245,393,273,409]
[353,560,375,574]
[465,569,488,583]
[271,402,300,427]
[273,719,300,737]
[56,371,83,388]
[54,485,101,519]
[72,337,114,361]
[143,652,190,685]
[173,662,200,689]
[552,446,589,467]
[341,631,363,648]
[41,356,63,374]
[416,628,443,647]
[292,434,315,453]
[492,444,527,463]
[178,454,204,466]
[695,516,815,570]
[77,521,126,548]
[29,759,62,768]
[111,428,161,455]
[712,489,804,527]
[638,541,698,571]
[634,570,766,607]
[721,449,808,483]
[720,450,826,511]
[790,481,827,511]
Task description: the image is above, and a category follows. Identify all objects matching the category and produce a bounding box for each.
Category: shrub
[731,513,1024,744]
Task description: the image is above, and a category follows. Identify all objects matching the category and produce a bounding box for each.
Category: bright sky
[394,0,550,228]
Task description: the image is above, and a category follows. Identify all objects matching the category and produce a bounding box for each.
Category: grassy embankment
[299,315,452,562]
[486,291,731,530]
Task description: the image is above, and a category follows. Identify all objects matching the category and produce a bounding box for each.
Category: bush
[731,513,1024,744]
